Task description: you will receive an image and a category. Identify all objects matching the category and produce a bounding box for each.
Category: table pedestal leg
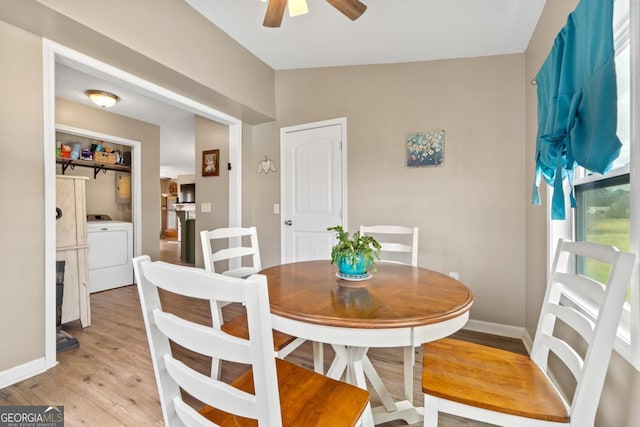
[362,355,396,411]
[371,401,424,425]
[328,345,423,426]
[328,345,367,387]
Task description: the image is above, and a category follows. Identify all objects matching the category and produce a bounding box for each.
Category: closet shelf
[56,157,131,179]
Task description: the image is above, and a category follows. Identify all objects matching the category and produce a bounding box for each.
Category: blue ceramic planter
[337,255,371,275]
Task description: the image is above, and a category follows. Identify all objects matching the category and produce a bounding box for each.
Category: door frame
[279,117,348,263]
[42,40,243,368]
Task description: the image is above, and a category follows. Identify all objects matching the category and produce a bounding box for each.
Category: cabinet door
[116,172,131,204]
[56,178,79,248]
[56,177,88,248]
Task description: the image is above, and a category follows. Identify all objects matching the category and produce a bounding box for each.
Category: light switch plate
[201,202,211,213]
[273,203,280,215]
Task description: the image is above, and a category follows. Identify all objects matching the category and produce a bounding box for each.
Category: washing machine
[87,220,134,293]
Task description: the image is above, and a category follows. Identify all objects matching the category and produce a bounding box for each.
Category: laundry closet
[55,131,134,299]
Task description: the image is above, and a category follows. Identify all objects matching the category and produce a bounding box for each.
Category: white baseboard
[522,328,534,354]
[463,319,526,340]
[0,358,49,389]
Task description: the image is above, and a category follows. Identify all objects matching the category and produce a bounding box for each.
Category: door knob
[284,220,293,226]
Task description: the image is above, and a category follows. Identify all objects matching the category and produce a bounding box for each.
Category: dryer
[87,220,133,293]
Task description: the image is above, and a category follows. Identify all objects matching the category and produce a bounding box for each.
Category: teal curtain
[532,0,621,220]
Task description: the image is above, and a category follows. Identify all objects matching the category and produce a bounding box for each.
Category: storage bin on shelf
[93,151,116,164]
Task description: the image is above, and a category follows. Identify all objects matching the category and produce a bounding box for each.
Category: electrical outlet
[449,272,459,280]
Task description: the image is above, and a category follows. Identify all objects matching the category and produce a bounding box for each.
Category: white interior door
[281,118,346,263]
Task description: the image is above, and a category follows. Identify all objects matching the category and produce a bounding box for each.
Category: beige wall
[253,55,528,326]
[0,20,45,372]
[0,0,275,124]
[194,116,229,267]
[37,0,275,120]
[246,122,281,266]
[55,98,161,259]
[525,1,640,426]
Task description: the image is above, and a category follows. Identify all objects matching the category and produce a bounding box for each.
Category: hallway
[159,238,194,266]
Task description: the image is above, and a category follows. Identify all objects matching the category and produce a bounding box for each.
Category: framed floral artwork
[406,129,445,167]
[202,149,220,177]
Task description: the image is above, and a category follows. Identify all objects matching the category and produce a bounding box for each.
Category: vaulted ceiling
[55,0,546,177]
[184,0,546,69]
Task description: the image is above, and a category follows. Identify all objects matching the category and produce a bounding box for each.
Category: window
[562,0,638,367]
[575,174,630,296]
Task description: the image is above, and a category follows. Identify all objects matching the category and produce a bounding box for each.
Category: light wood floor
[159,238,194,267]
[0,243,526,426]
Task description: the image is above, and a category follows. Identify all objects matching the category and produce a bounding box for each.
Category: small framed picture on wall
[406,129,445,168]
[202,149,220,177]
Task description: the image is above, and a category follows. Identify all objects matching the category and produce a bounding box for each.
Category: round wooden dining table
[260,260,474,426]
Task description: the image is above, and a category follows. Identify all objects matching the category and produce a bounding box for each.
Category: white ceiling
[184,0,546,70]
[55,0,546,177]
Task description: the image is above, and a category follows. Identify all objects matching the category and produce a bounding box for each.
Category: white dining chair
[359,225,419,267]
[201,226,262,279]
[200,226,306,377]
[421,239,635,427]
[133,256,371,427]
[359,224,419,403]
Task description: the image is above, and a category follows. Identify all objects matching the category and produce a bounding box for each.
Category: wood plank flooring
[1,244,526,426]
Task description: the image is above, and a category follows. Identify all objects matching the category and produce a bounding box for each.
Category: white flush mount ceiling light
[287,0,309,17]
[85,90,120,108]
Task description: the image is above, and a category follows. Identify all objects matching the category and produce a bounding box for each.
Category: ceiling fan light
[288,0,308,17]
[85,90,120,108]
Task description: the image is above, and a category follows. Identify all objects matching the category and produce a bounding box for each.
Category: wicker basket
[93,151,117,164]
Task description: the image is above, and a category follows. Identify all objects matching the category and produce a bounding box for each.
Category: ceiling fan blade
[263,0,287,27]
[326,0,367,21]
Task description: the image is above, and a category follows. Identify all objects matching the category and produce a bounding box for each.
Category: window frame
[549,0,639,369]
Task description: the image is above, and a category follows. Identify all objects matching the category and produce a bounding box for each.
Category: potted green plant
[328,225,381,276]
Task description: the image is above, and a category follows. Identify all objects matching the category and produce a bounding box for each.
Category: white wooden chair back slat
[565,240,622,264]
[164,355,258,419]
[537,333,584,381]
[554,272,606,305]
[210,247,258,263]
[143,261,247,301]
[221,267,262,279]
[133,256,284,427]
[545,304,595,343]
[359,225,419,267]
[378,242,414,254]
[201,226,262,276]
[204,227,256,240]
[173,398,218,427]
[153,310,252,363]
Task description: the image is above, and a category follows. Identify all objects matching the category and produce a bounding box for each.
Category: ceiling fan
[263,0,367,28]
